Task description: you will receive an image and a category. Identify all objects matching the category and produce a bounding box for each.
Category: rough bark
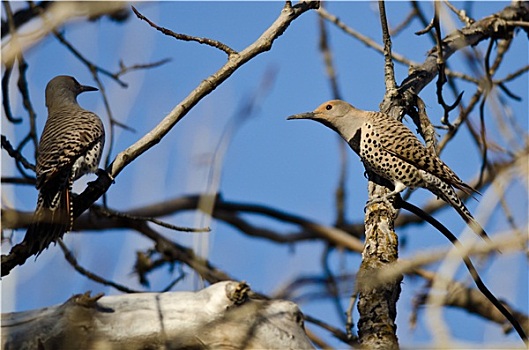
[356,183,401,350]
[356,2,529,349]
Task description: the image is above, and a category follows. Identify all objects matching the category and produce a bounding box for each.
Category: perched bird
[287,99,490,242]
[25,75,105,255]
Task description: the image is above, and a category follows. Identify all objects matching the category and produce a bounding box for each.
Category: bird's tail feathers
[451,180,480,199]
[24,190,71,256]
[429,184,492,244]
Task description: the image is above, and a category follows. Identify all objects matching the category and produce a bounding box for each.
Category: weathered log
[2,281,314,350]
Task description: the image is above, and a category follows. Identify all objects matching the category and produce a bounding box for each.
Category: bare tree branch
[1,1,320,276]
[132,6,238,57]
[107,2,320,181]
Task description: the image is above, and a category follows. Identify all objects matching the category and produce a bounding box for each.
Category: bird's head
[45,75,98,109]
[287,100,366,140]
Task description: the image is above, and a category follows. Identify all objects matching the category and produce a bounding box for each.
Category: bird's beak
[287,112,316,120]
[80,85,98,93]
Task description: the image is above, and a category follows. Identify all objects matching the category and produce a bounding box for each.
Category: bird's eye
[326,104,332,110]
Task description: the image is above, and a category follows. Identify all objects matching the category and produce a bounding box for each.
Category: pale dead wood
[1,281,315,350]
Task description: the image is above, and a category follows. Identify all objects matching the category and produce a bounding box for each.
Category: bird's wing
[374,115,478,196]
[382,144,478,196]
[36,109,104,188]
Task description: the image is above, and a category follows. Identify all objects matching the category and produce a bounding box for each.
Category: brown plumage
[288,99,489,242]
[25,75,105,255]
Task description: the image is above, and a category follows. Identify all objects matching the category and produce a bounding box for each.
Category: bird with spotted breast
[287,99,491,243]
[25,75,105,255]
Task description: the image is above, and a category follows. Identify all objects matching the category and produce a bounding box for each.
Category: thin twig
[415,96,438,154]
[385,196,528,342]
[1,134,35,172]
[317,3,347,227]
[345,290,357,340]
[160,267,186,292]
[135,223,233,284]
[1,2,22,124]
[429,2,464,126]
[94,206,210,233]
[317,7,415,67]
[415,17,435,35]
[52,29,129,88]
[198,66,278,232]
[107,1,320,181]
[322,246,347,324]
[1,65,21,123]
[390,6,418,36]
[15,51,39,166]
[304,314,355,344]
[58,239,140,293]
[1,177,35,185]
[443,0,474,26]
[317,6,342,101]
[380,0,399,93]
[410,1,472,129]
[131,6,238,57]
[489,38,512,75]
[475,39,496,187]
[505,20,529,28]
[115,58,172,78]
[494,65,529,84]
[437,88,481,151]
[273,273,355,301]
[497,82,522,101]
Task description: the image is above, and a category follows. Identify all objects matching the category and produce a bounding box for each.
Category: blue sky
[2,2,528,348]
